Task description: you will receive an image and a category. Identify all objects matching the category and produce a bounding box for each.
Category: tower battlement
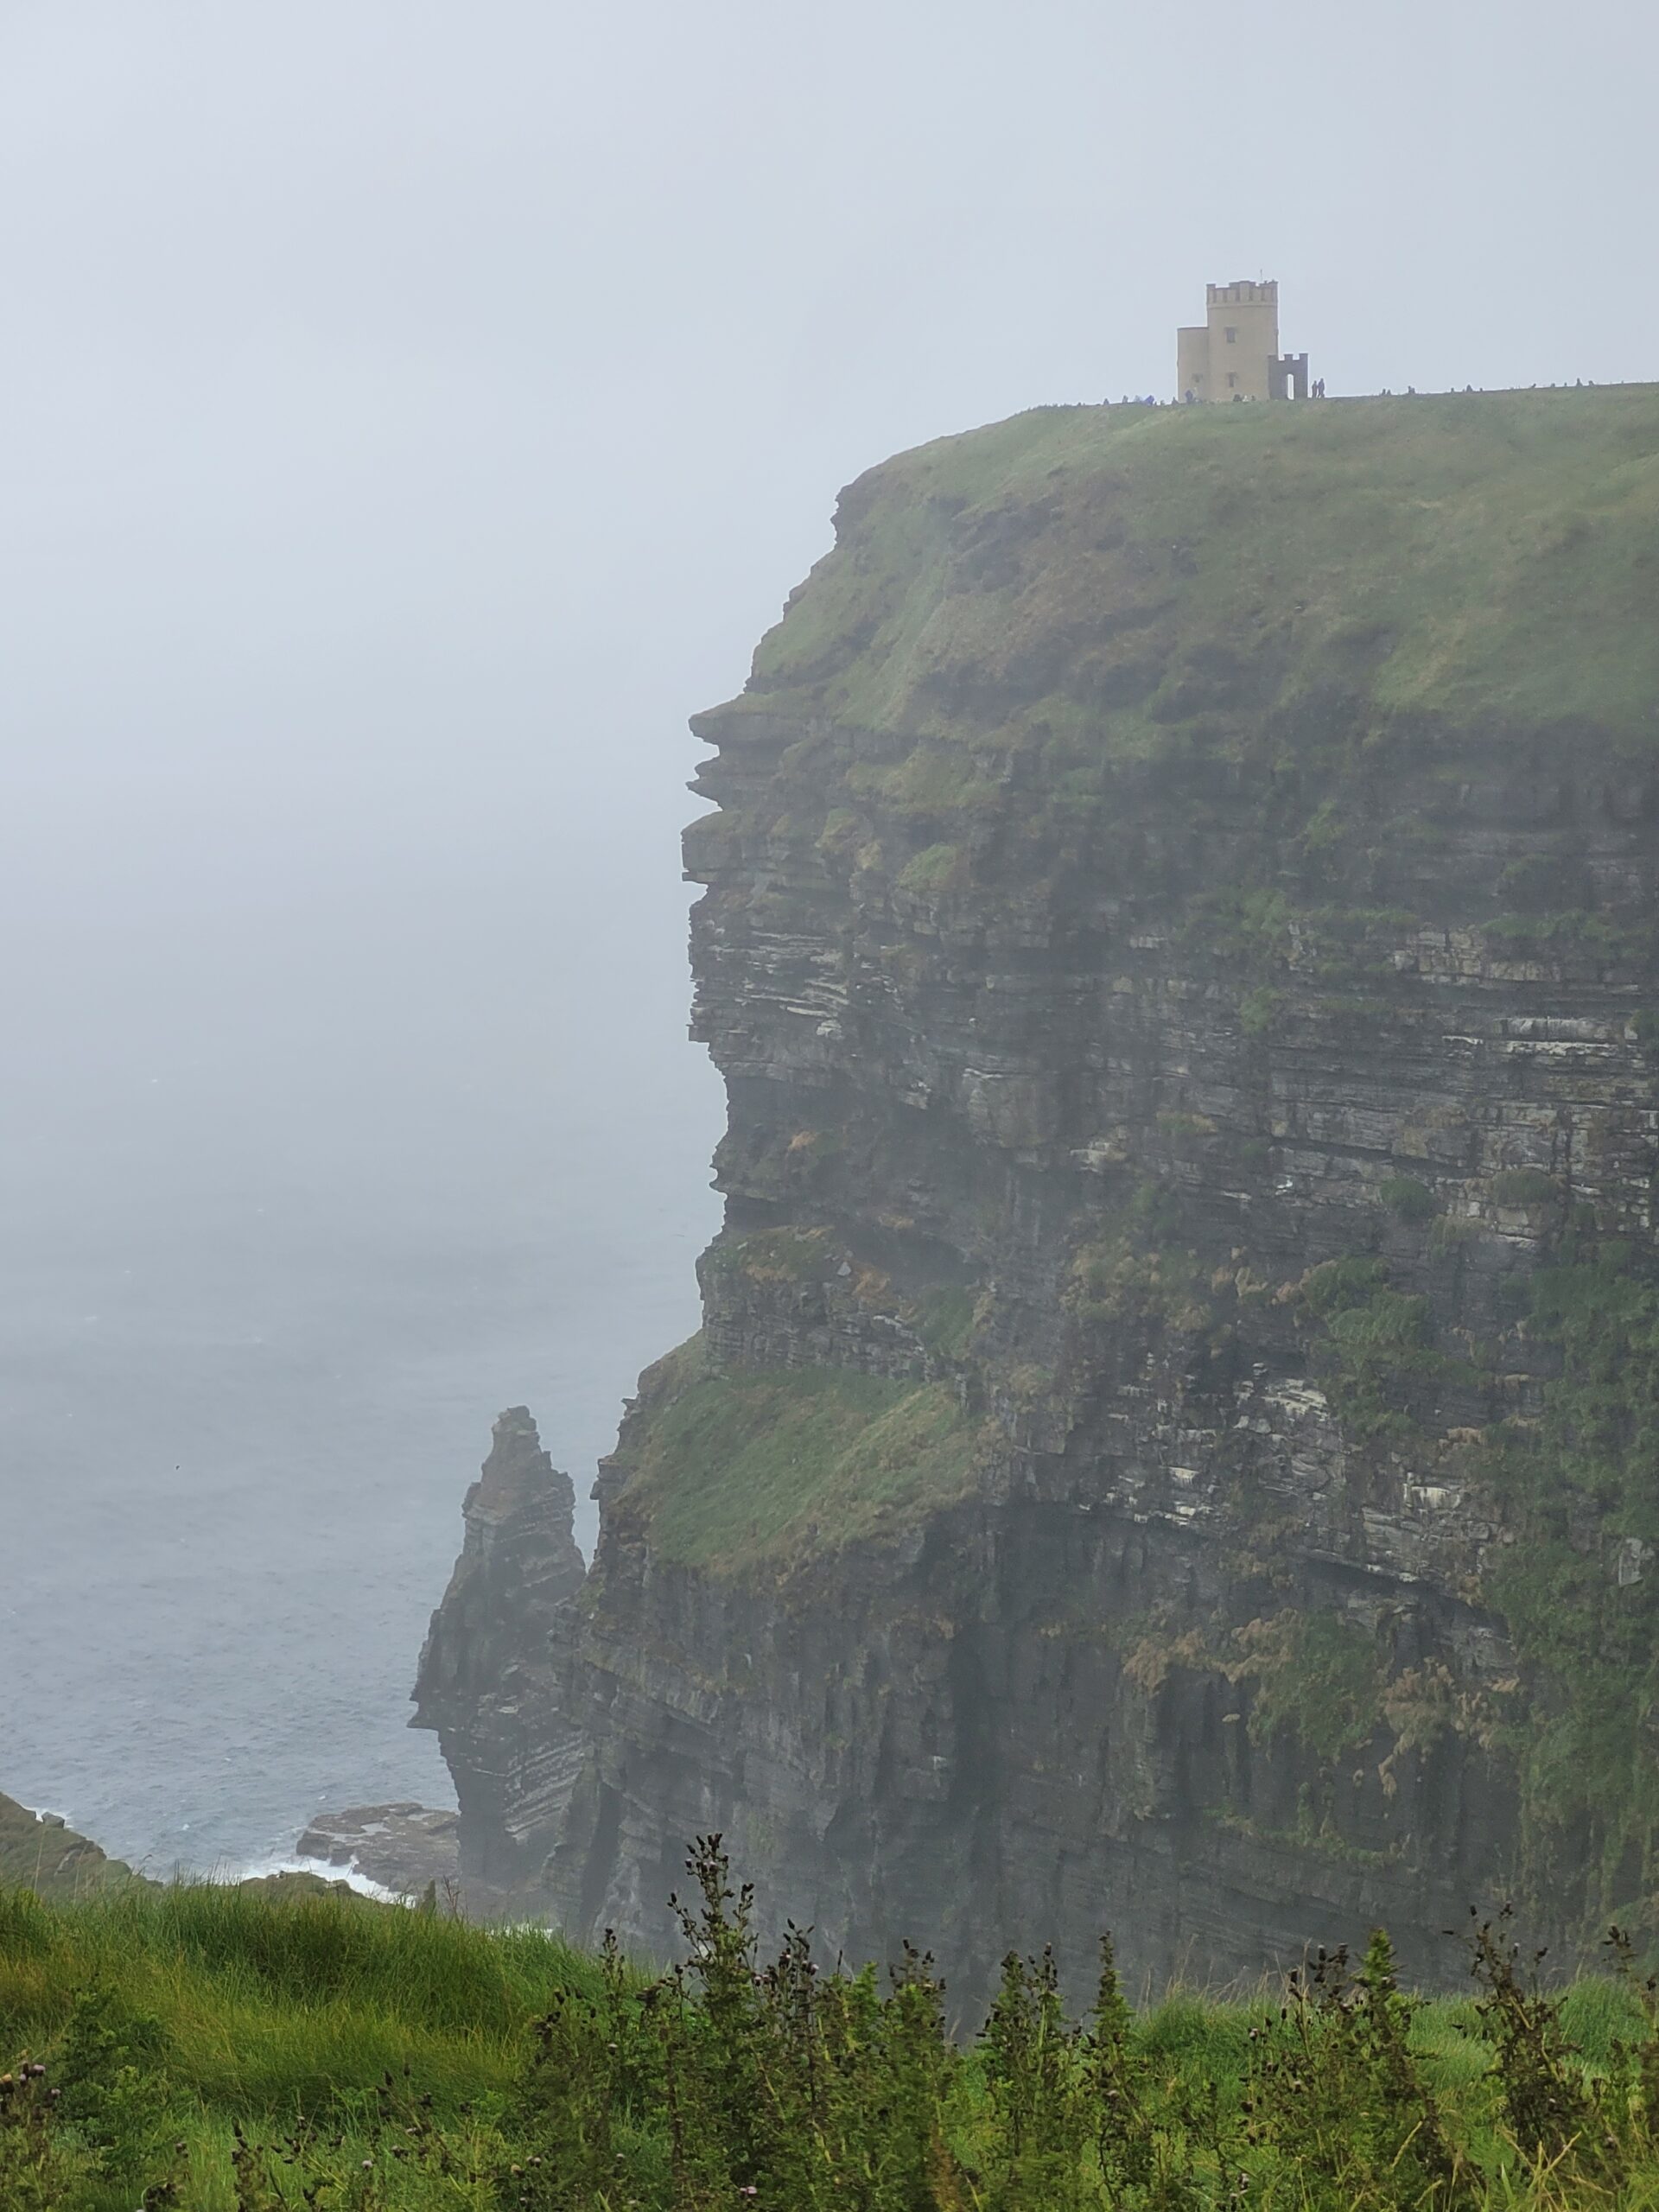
[1206,279,1278,308]
[1179,278,1309,404]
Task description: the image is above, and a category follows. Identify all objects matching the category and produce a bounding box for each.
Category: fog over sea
[0,740,722,1875]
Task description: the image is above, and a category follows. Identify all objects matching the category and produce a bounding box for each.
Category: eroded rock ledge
[419,390,1659,2000]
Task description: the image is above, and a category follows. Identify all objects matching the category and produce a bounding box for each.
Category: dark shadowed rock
[410,1407,586,1910]
[418,393,1659,2002]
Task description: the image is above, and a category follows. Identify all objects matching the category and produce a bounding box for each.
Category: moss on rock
[611,1357,986,1574]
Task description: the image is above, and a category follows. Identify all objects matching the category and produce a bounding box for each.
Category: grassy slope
[0,1879,605,2209]
[609,1336,982,1573]
[740,385,1659,753]
[0,1880,594,2113]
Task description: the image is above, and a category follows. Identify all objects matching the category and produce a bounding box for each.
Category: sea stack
[411,1407,587,1907]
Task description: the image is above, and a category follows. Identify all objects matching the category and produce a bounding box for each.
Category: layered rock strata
[411,1408,586,1908]
[422,389,1659,1998]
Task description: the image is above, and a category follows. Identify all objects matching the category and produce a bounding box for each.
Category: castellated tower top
[1207,280,1278,308]
[1179,278,1309,404]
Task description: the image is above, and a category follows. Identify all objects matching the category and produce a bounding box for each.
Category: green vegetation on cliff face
[14,1861,1659,2209]
[741,387,1659,752]
[608,1336,982,1573]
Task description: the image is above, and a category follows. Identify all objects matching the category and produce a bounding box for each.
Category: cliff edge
[422,388,1659,1996]
[0,1793,145,1898]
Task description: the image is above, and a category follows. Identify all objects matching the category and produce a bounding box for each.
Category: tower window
[1224,327,1238,343]
[1226,372,1237,388]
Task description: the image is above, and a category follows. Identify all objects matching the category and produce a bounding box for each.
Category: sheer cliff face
[424,391,1659,1995]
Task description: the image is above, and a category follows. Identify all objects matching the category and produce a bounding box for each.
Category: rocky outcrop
[422,390,1659,1999]
[410,1408,586,1907]
[0,1792,147,1898]
[295,1802,461,1898]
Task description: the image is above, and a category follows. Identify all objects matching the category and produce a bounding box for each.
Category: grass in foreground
[9,1844,1659,2207]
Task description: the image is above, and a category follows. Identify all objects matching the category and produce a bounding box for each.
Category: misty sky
[4,2,1654,797]
[0,2,1654,1864]
[4,2,1655,954]
[3,3,1653,1090]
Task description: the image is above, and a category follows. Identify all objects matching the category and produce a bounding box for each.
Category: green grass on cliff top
[736,385,1659,750]
[613,1341,982,1573]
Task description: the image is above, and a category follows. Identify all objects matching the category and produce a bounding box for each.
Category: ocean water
[0,739,723,1877]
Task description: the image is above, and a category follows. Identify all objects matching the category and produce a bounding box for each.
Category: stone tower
[1177,279,1308,403]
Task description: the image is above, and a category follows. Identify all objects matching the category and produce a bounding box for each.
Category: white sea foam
[197,1853,410,1906]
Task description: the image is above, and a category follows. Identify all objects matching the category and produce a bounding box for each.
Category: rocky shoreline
[294,1802,461,1900]
[0,1790,144,1898]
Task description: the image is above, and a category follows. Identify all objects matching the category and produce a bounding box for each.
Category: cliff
[422,387,1659,1997]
